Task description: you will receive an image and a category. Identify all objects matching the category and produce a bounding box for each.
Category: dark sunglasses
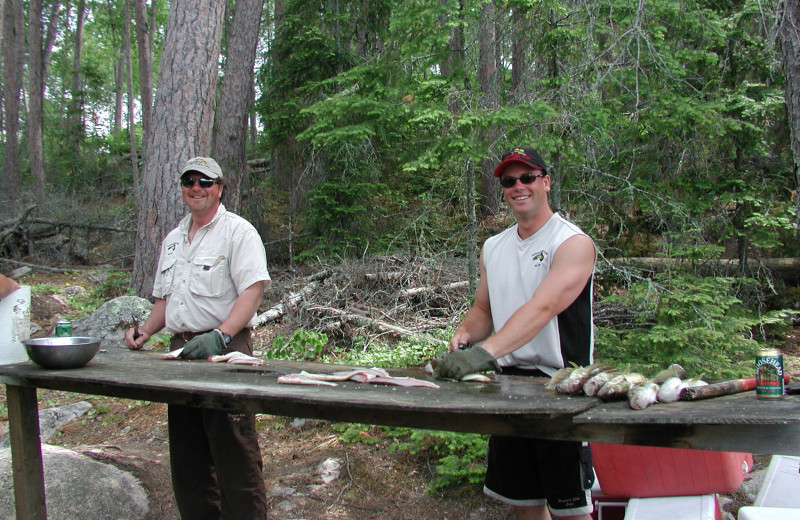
[181,177,217,188]
[499,173,546,188]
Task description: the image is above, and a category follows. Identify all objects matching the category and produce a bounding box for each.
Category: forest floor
[5,264,799,520]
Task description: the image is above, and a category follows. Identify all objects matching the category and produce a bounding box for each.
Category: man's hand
[433,347,499,380]
[180,330,225,360]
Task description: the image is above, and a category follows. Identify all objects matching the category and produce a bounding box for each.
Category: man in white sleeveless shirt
[435,147,596,520]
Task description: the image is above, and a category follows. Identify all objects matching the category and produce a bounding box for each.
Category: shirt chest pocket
[188,256,229,298]
[159,257,178,295]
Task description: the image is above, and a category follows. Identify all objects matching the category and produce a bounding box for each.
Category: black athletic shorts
[483,436,594,516]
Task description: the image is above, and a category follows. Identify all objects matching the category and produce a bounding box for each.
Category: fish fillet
[277,373,339,386]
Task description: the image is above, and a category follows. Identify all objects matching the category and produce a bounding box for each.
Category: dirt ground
[6,268,800,519]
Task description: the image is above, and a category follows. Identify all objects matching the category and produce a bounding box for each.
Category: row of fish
[546,362,707,410]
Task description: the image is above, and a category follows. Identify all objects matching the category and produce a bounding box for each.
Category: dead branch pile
[1,205,126,263]
[256,256,473,349]
[254,257,652,352]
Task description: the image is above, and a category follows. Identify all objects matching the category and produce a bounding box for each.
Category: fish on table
[278,367,440,388]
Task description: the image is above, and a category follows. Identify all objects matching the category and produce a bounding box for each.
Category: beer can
[755,348,784,399]
[54,320,72,337]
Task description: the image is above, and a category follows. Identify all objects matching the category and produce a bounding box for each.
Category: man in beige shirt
[125,157,269,519]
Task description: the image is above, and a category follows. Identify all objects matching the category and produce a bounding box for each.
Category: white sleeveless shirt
[483,213,594,375]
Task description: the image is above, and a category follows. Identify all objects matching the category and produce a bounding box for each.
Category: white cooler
[0,286,31,364]
[755,456,800,508]
[738,506,800,520]
[624,495,718,520]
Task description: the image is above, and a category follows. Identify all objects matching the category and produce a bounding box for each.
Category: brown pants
[168,329,267,520]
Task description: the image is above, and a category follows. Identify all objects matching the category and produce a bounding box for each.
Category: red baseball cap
[494,147,547,177]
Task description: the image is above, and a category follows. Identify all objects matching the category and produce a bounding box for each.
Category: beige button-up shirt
[152,205,270,333]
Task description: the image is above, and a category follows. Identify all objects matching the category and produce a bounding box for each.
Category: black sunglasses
[181,177,217,188]
[499,173,546,188]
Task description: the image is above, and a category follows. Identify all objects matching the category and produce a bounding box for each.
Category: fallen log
[393,281,469,298]
[305,305,448,345]
[609,257,800,284]
[254,270,332,327]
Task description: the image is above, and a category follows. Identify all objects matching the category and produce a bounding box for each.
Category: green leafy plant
[325,334,446,367]
[389,429,488,491]
[267,329,328,360]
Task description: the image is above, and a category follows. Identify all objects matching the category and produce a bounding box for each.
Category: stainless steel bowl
[22,337,101,369]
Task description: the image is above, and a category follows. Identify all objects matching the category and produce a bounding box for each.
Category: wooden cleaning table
[0,348,797,519]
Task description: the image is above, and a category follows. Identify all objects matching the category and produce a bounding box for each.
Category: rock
[61,285,86,298]
[72,296,152,349]
[738,466,766,503]
[0,444,149,519]
[0,401,93,448]
[318,457,342,484]
[9,266,31,278]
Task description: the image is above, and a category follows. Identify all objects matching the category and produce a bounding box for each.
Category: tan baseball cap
[181,157,224,180]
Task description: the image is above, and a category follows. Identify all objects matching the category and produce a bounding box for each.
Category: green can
[54,320,72,337]
[756,348,784,399]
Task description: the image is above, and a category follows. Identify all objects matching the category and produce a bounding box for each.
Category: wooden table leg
[6,384,47,520]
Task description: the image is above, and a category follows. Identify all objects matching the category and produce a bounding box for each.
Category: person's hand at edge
[433,346,499,380]
[180,329,226,360]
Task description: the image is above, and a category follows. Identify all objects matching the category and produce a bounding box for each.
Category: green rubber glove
[180,330,225,360]
[433,347,499,380]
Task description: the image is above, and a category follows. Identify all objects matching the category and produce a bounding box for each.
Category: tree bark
[511,6,532,103]
[67,0,87,169]
[133,0,155,158]
[214,0,264,213]
[776,0,800,233]
[478,1,500,216]
[2,0,24,204]
[27,0,46,207]
[131,0,225,297]
[123,0,139,187]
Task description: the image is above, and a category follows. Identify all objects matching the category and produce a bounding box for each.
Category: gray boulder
[0,401,93,448]
[0,444,149,519]
[72,296,152,349]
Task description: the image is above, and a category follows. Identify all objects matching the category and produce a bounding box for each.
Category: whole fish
[629,382,659,410]
[583,369,621,397]
[555,362,615,395]
[597,373,647,400]
[656,376,683,402]
[545,363,578,390]
[650,364,687,385]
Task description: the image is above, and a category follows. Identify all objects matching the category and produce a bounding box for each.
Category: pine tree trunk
[214,0,264,214]
[27,0,46,207]
[2,0,24,204]
[478,1,499,216]
[133,0,155,155]
[67,0,86,169]
[131,0,225,297]
[123,0,139,188]
[777,0,800,233]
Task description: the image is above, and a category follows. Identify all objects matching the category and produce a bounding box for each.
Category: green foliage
[594,273,782,379]
[389,429,488,490]
[324,334,447,368]
[267,329,329,360]
[65,271,136,317]
[328,422,487,490]
[330,422,384,445]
